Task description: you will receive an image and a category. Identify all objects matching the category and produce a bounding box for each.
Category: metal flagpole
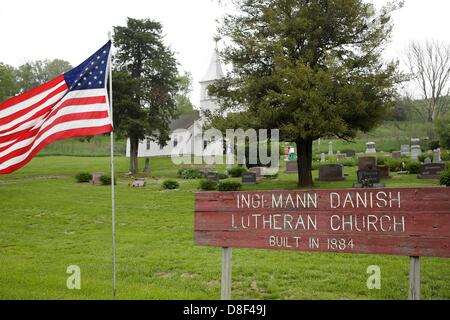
[107,31,117,300]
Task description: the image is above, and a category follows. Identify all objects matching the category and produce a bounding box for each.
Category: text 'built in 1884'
[194,188,450,258]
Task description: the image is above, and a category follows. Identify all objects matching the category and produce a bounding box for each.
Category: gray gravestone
[433,148,441,163]
[418,163,447,179]
[411,145,422,161]
[328,142,333,156]
[392,151,401,160]
[357,170,381,184]
[377,165,391,179]
[316,164,345,181]
[346,150,356,157]
[424,158,432,164]
[401,145,410,156]
[241,172,257,185]
[358,157,377,171]
[206,172,220,182]
[130,178,146,187]
[91,172,104,185]
[249,167,263,179]
[285,160,298,173]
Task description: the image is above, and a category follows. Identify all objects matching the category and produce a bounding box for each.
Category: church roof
[200,46,224,82]
[169,112,200,130]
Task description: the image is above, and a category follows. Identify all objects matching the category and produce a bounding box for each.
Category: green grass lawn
[0,156,449,300]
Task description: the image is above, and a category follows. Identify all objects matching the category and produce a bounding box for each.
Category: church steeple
[199,40,225,116]
[201,41,224,83]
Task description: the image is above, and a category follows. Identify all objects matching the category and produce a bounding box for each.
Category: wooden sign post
[194,187,450,300]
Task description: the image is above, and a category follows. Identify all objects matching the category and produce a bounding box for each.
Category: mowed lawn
[0,156,449,300]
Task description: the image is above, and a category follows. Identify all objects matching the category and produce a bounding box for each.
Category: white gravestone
[328,142,333,156]
[411,145,422,161]
[365,142,376,154]
[433,148,441,163]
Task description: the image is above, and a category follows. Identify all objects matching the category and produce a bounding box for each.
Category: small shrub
[199,179,218,191]
[99,175,117,186]
[428,140,440,151]
[162,180,180,190]
[312,162,320,171]
[218,173,229,180]
[178,168,202,179]
[218,181,242,191]
[407,161,421,174]
[418,154,432,163]
[228,166,247,177]
[441,151,450,162]
[342,159,356,167]
[75,172,92,183]
[440,170,450,186]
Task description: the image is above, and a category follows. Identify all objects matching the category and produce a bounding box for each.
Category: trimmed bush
[428,140,440,151]
[218,173,229,180]
[75,172,92,183]
[177,168,202,179]
[99,175,117,186]
[218,181,242,191]
[228,166,247,177]
[342,159,357,167]
[162,180,180,190]
[440,170,450,187]
[199,179,218,191]
[407,161,421,174]
[418,154,432,163]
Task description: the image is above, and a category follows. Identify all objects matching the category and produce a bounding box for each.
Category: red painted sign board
[195,188,450,258]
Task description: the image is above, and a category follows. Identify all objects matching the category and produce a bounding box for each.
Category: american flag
[0,41,113,174]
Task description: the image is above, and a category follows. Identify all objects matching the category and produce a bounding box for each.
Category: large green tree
[175,71,197,116]
[0,63,18,102]
[209,0,402,187]
[113,18,179,174]
[16,59,72,93]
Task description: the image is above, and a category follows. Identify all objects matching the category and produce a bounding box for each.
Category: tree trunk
[295,138,314,188]
[143,157,150,176]
[129,137,139,174]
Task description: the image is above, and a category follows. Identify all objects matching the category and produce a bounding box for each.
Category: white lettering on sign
[237,191,401,210]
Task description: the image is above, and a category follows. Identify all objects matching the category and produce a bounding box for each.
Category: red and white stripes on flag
[0,42,113,174]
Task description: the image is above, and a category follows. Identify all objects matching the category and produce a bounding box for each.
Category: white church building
[126,45,226,159]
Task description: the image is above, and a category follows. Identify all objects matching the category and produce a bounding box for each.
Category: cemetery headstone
[206,172,220,182]
[411,145,422,161]
[346,150,356,157]
[328,141,333,156]
[241,172,257,185]
[392,151,401,160]
[316,164,345,181]
[130,178,146,187]
[365,142,376,154]
[401,145,410,156]
[358,157,377,171]
[433,148,441,163]
[285,160,298,173]
[424,158,432,164]
[320,153,326,163]
[249,167,263,179]
[377,165,391,179]
[91,172,104,185]
[418,163,447,179]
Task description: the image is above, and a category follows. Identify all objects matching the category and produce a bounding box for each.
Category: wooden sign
[195,188,450,258]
